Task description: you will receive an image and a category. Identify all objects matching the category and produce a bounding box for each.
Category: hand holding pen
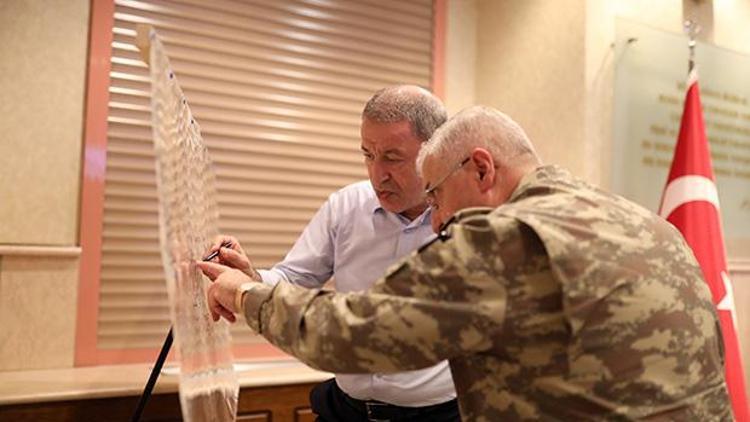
[203,235,261,281]
[203,239,233,262]
[198,235,262,322]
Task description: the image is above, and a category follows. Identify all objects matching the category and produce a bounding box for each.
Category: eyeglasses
[424,156,470,208]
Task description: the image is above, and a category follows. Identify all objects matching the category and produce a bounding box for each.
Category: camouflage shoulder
[451,207,495,223]
[418,207,494,253]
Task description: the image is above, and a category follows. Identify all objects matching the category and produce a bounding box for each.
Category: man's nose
[372,163,391,184]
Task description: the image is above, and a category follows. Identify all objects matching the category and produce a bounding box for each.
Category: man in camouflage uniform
[200,106,731,421]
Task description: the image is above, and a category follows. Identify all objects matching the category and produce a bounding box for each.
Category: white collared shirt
[257,180,456,406]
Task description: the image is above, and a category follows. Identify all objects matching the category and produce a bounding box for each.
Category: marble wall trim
[0,245,81,258]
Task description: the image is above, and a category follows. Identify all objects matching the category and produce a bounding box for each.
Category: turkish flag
[659,70,749,421]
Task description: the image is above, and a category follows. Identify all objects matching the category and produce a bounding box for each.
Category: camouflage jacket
[241,165,731,421]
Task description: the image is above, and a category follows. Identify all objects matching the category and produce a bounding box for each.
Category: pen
[203,240,232,261]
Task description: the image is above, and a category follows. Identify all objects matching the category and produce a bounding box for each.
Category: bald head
[417,106,540,175]
[362,85,447,143]
[417,106,542,231]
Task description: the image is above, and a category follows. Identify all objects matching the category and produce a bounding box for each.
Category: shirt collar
[371,200,384,215]
[413,206,433,228]
[366,182,431,228]
[371,200,432,229]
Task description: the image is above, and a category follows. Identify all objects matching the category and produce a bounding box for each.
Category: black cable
[130,327,173,422]
[131,242,230,421]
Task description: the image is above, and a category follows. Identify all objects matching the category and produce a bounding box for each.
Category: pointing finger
[196,260,228,281]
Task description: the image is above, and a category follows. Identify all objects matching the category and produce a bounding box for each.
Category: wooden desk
[0,361,332,421]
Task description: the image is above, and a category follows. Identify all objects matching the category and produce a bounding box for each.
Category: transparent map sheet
[147,29,239,421]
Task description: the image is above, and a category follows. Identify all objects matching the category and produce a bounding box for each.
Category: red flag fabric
[659,70,749,421]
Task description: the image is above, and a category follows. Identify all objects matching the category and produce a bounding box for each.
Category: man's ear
[470,148,496,192]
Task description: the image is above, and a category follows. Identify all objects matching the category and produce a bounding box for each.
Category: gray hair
[362,85,447,142]
[417,106,537,173]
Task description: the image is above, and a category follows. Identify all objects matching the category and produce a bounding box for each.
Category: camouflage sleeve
[241,212,512,374]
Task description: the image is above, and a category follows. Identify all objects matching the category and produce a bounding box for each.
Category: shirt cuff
[240,282,274,333]
[256,269,286,287]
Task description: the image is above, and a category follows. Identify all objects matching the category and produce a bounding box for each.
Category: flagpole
[683,19,700,74]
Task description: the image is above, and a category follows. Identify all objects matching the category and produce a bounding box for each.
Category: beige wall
[444,0,477,114]
[445,0,687,183]
[714,0,750,54]
[0,0,89,245]
[444,0,750,404]
[0,0,90,370]
[476,0,588,178]
[583,0,684,187]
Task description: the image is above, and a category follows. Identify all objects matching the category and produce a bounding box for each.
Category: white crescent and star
[659,175,720,220]
[718,271,739,329]
[660,175,737,326]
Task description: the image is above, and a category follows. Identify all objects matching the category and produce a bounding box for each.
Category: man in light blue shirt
[208,86,459,421]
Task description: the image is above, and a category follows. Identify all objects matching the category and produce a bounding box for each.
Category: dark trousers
[310,378,461,422]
